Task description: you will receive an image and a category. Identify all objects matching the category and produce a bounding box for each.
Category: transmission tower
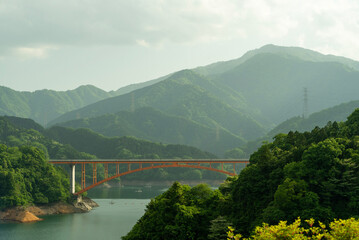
[303,87,308,119]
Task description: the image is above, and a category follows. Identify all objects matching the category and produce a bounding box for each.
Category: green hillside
[50,70,266,142]
[0,117,95,159]
[123,108,359,239]
[55,107,245,155]
[269,101,359,137]
[215,53,359,123]
[45,126,216,160]
[0,85,118,126]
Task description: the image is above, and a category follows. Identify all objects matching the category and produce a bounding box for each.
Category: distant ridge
[0,85,119,126]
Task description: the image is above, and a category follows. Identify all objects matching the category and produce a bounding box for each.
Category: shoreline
[0,196,98,223]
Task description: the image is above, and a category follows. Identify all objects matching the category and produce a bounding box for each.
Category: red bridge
[49,159,249,195]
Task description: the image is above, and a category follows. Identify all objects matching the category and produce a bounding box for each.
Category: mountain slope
[45,126,216,159]
[268,100,359,137]
[50,70,266,141]
[215,53,359,123]
[55,107,245,155]
[0,85,118,126]
[0,116,95,159]
[195,44,359,76]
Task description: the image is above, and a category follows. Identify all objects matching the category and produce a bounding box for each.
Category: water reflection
[86,185,168,199]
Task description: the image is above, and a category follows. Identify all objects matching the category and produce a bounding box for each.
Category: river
[0,185,168,240]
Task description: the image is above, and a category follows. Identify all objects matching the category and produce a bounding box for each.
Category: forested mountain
[0,85,118,126]
[54,107,245,155]
[45,126,216,160]
[2,45,359,158]
[0,144,71,209]
[0,116,95,159]
[50,70,266,142]
[123,109,359,239]
[49,45,359,153]
[0,116,225,185]
[45,126,222,182]
[115,44,359,95]
[213,53,359,123]
[269,100,359,137]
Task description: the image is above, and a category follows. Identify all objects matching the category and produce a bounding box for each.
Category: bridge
[49,159,249,195]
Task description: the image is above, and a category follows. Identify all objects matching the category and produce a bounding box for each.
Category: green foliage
[122,182,225,240]
[227,217,359,239]
[123,109,359,239]
[0,144,71,209]
[0,117,95,160]
[208,216,233,240]
[229,109,359,235]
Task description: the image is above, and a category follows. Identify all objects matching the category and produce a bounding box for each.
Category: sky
[1,0,359,92]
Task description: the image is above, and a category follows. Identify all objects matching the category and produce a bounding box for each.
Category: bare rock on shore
[0,207,43,223]
[0,197,99,223]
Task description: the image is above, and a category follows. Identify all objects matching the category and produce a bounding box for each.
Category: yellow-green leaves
[227,218,359,240]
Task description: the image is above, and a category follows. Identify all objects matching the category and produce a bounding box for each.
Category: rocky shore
[0,196,98,223]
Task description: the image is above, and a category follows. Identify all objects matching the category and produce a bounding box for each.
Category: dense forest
[0,115,227,201]
[0,144,70,209]
[45,126,226,181]
[123,109,359,239]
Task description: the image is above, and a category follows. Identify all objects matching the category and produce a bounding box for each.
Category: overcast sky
[1,0,359,92]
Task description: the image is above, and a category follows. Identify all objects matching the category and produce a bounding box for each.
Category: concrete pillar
[70,164,76,194]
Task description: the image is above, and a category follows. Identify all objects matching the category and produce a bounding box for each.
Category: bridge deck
[49,159,249,164]
[49,159,250,195]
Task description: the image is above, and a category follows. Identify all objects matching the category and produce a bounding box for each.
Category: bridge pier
[70,164,76,194]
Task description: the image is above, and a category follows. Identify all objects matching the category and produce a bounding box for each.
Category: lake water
[0,186,167,240]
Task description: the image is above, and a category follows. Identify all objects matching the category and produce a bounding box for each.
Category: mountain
[4,44,359,157]
[114,74,171,96]
[50,70,266,142]
[268,100,359,137]
[1,115,44,132]
[116,44,359,94]
[45,126,216,159]
[0,85,118,126]
[54,107,245,155]
[0,116,95,159]
[213,52,359,123]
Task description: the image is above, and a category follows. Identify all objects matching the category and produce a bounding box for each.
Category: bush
[227,217,359,239]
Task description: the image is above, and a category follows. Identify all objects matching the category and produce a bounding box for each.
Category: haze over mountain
[0,85,119,126]
[50,69,266,143]
[49,45,359,146]
[55,107,245,155]
[268,100,359,137]
[2,44,359,156]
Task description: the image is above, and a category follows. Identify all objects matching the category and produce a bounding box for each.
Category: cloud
[0,0,359,59]
[13,46,57,60]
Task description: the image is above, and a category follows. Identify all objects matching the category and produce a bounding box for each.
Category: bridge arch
[76,164,237,195]
[49,159,249,195]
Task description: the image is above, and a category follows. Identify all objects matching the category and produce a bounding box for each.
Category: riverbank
[0,197,98,223]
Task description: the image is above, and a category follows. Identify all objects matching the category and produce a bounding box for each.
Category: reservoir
[0,186,167,240]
